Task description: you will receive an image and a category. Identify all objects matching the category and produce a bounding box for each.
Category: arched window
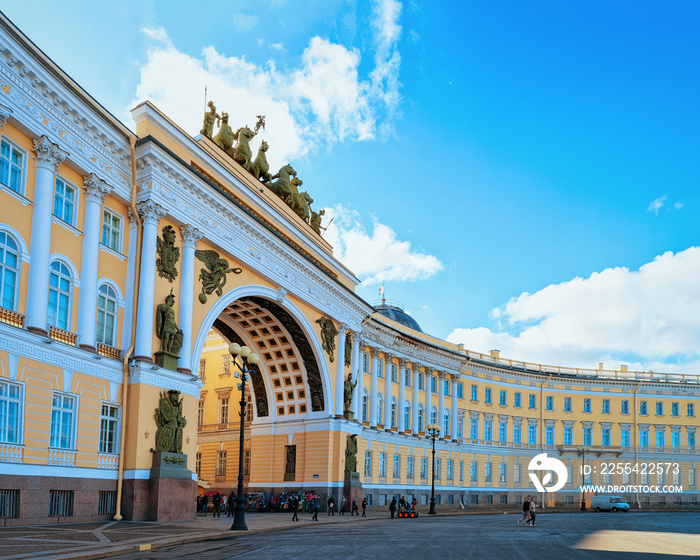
[48,261,72,330]
[390,397,397,428]
[377,393,384,425]
[418,404,424,433]
[443,411,450,437]
[404,401,411,431]
[362,389,368,422]
[430,406,437,426]
[0,232,19,311]
[96,284,118,346]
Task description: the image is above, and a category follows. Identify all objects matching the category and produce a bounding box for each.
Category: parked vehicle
[591,496,630,512]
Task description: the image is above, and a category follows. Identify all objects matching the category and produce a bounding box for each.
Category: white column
[352,334,362,421]
[411,363,420,434]
[438,371,446,438]
[369,347,379,428]
[76,174,112,349]
[383,353,393,430]
[424,368,432,429]
[335,323,347,417]
[451,374,459,441]
[178,224,203,373]
[133,199,166,360]
[398,358,407,432]
[25,136,67,334]
[120,211,138,352]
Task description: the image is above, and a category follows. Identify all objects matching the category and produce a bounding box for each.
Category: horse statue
[286,176,303,209]
[232,125,256,168]
[295,191,313,222]
[268,164,296,200]
[212,112,235,153]
[248,140,272,182]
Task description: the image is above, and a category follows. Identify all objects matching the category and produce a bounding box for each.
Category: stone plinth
[146,451,196,521]
[343,470,363,506]
[154,351,179,371]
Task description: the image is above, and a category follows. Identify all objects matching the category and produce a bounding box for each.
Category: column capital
[398,358,408,369]
[180,224,203,248]
[136,198,166,226]
[83,173,112,204]
[384,353,395,362]
[438,371,448,379]
[32,135,67,171]
[0,104,12,130]
[337,323,348,335]
[410,362,422,371]
[370,346,381,359]
[450,373,460,381]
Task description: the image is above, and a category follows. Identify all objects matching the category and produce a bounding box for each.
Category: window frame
[101,207,123,253]
[99,403,120,454]
[47,259,74,331]
[96,283,119,346]
[0,380,22,444]
[0,230,21,311]
[53,175,79,228]
[0,136,27,196]
[50,392,76,450]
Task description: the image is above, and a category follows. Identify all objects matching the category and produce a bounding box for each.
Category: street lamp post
[426,423,441,515]
[577,446,589,511]
[228,343,260,531]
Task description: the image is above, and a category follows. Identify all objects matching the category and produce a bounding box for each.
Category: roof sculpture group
[201,101,326,236]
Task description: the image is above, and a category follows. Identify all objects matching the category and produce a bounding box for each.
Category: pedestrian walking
[201,494,208,517]
[526,498,537,527]
[339,496,347,515]
[328,495,335,515]
[312,497,319,521]
[389,496,397,518]
[361,497,367,517]
[516,495,531,526]
[351,497,359,516]
[212,492,222,517]
[291,496,299,522]
[228,491,235,517]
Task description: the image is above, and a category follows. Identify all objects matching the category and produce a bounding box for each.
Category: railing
[97,343,121,359]
[48,326,77,346]
[0,444,23,463]
[98,453,119,469]
[0,307,24,328]
[48,448,76,466]
[464,349,700,383]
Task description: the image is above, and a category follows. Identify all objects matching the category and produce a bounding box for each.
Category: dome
[372,299,423,333]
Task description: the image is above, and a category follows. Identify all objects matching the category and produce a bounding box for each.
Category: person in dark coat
[389,497,397,518]
[228,491,236,517]
[312,497,320,521]
[339,496,347,515]
[327,495,335,515]
[361,497,367,517]
[291,496,299,522]
[212,493,222,517]
[201,494,208,517]
[351,497,359,516]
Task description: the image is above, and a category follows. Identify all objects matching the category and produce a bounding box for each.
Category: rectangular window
[48,490,74,517]
[528,394,536,409]
[513,464,521,484]
[379,452,386,477]
[99,404,119,454]
[243,450,250,476]
[407,455,414,478]
[671,431,680,449]
[405,368,411,387]
[446,459,453,480]
[688,431,696,451]
[690,468,697,487]
[390,363,398,383]
[471,385,478,401]
[546,396,553,411]
[221,355,231,376]
[470,494,478,505]
[513,423,522,444]
[377,359,384,378]
[219,397,229,424]
[444,379,450,396]
[0,380,21,444]
[0,138,25,195]
[621,429,630,447]
[364,451,372,476]
[459,460,464,482]
[499,421,507,442]
[470,417,478,439]
[0,489,19,519]
[196,452,201,476]
[484,462,492,482]
[457,415,464,438]
[640,401,648,415]
[216,451,227,477]
[621,400,629,415]
[421,457,428,479]
[640,428,649,448]
[393,454,400,478]
[564,426,573,445]
[197,400,205,427]
[528,424,537,445]
[655,429,665,449]
[484,419,492,441]
[583,427,592,446]
[601,427,611,446]
[583,398,591,413]
[470,461,478,482]
[564,397,572,412]
[656,402,663,416]
[98,491,117,516]
[362,352,369,373]
[101,209,122,252]
[457,383,463,399]
[602,399,610,414]
[430,376,436,393]
[50,393,75,449]
[53,177,77,226]
[671,402,679,417]
[484,388,492,404]
[199,359,206,379]
[499,463,507,483]
[689,403,696,417]
[514,392,521,408]
[499,390,507,406]
[546,425,554,446]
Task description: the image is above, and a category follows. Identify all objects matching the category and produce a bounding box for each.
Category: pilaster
[178,224,203,374]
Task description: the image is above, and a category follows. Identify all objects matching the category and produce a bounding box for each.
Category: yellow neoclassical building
[0,13,697,525]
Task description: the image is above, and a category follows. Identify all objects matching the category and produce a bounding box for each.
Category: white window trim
[53,174,80,229]
[50,391,78,450]
[0,379,24,445]
[97,278,125,308]
[99,402,121,454]
[48,255,79,331]
[0,135,29,198]
[0,228,25,312]
[101,206,124,254]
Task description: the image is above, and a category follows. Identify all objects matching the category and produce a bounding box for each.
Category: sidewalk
[0,510,380,560]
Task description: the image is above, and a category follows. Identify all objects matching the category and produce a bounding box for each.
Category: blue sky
[5,1,699,373]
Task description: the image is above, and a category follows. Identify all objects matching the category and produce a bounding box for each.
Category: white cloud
[647,195,667,215]
[447,247,700,373]
[323,205,443,285]
[674,202,684,210]
[269,42,285,52]
[128,0,403,168]
[232,13,259,32]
